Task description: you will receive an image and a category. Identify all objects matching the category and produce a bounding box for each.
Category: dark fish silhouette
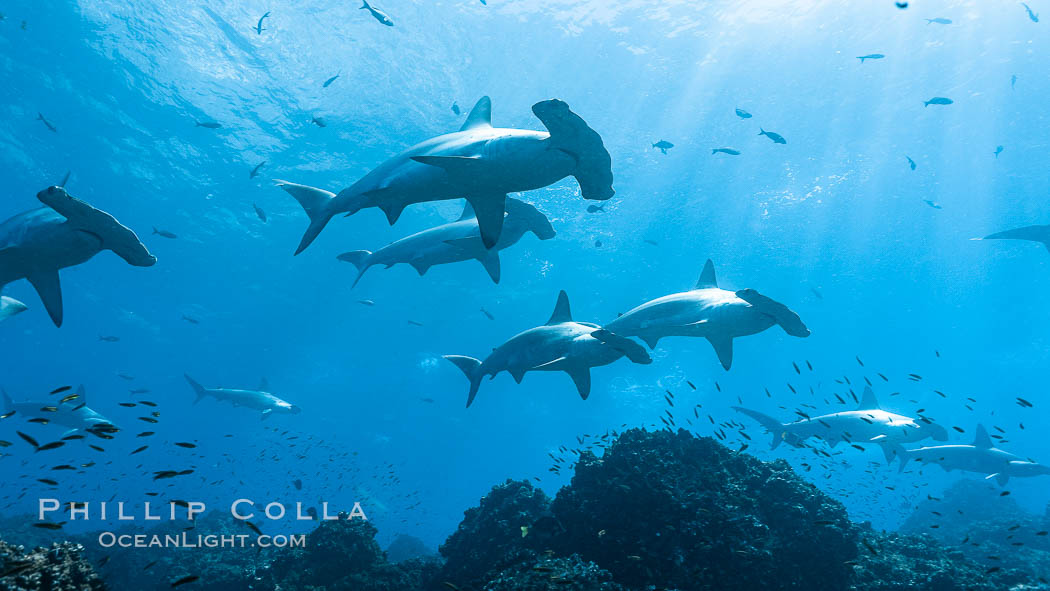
[37,113,57,132]
[652,140,673,154]
[361,1,394,26]
[255,12,270,34]
[759,128,786,144]
[1022,3,1038,22]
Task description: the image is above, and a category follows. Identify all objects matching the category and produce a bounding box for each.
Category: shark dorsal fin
[546,290,572,325]
[695,259,717,289]
[77,384,86,405]
[458,201,476,221]
[459,96,492,132]
[857,386,880,410]
[973,424,992,448]
[258,378,270,392]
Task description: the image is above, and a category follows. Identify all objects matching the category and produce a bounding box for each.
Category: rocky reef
[4,428,1049,590]
[848,527,1034,591]
[260,517,439,590]
[0,539,104,591]
[898,479,1050,584]
[386,534,436,563]
[548,428,858,590]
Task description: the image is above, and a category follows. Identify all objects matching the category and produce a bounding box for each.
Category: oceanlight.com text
[97,531,306,549]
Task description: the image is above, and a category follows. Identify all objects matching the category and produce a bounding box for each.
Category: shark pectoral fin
[478,251,501,283]
[378,202,406,225]
[261,409,273,420]
[61,429,80,439]
[640,335,661,350]
[987,472,1009,486]
[565,365,592,400]
[869,434,887,442]
[983,225,1050,244]
[877,441,902,465]
[466,193,507,249]
[409,260,431,276]
[27,271,63,327]
[706,335,733,370]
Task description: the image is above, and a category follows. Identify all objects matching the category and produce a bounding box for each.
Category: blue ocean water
[1,0,1048,554]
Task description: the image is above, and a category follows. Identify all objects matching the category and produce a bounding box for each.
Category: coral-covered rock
[265,517,437,590]
[482,555,626,591]
[549,428,858,590]
[847,528,1033,591]
[0,540,104,591]
[79,511,271,591]
[898,479,1050,580]
[435,479,552,590]
[386,533,436,563]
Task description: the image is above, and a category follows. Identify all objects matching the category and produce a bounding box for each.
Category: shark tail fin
[531,99,614,202]
[732,406,787,449]
[336,251,373,288]
[443,355,483,408]
[360,0,369,8]
[275,180,337,255]
[183,374,207,404]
